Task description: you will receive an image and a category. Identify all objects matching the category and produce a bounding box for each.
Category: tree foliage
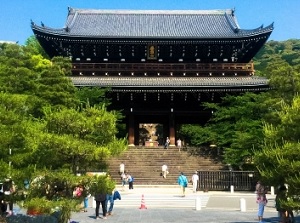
[180,92,273,169]
[75,87,111,107]
[0,39,127,214]
[179,39,300,171]
[254,96,300,211]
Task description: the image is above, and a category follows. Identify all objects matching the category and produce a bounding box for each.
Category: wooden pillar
[128,114,135,146]
[134,121,140,146]
[169,113,175,146]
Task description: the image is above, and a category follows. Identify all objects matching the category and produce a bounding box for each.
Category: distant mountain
[254,39,300,74]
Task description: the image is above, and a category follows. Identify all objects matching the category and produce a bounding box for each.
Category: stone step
[108,146,224,185]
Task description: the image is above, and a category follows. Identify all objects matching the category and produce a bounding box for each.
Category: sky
[1,0,299,45]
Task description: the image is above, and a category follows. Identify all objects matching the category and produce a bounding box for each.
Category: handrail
[72,62,254,72]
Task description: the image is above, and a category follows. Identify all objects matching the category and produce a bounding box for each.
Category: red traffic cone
[139,194,147,209]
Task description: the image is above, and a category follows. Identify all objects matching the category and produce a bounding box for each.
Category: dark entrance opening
[138,123,163,146]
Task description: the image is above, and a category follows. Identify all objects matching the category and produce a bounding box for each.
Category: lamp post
[9,147,12,176]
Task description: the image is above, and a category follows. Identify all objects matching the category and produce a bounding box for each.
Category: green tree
[0,43,79,117]
[254,39,300,103]
[24,35,48,58]
[76,87,111,107]
[35,57,79,110]
[180,92,275,170]
[0,39,126,191]
[254,96,300,212]
[179,39,300,169]
[0,40,126,222]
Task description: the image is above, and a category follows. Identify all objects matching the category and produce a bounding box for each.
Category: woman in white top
[192,171,199,193]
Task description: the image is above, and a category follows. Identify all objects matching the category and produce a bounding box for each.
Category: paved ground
[6,185,299,222]
[67,185,300,223]
[71,209,282,223]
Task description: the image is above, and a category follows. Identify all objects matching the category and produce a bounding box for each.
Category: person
[121,172,127,190]
[73,185,84,211]
[126,173,134,190]
[177,138,182,151]
[94,192,107,219]
[0,182,7,216]
[2,178,15,217]
[164,137,170,149]
[73,185,83,198]
[161,164,168,178]
[82,185,90,213]
[83,195,89,213]
[73,184,89,213]
[106,189,114,216]
[275,185,290,223]
[119,162,125,175]
[255,181,267,223]
[106,189,121,217]
[177,172,188,197]
[192,171,199,193]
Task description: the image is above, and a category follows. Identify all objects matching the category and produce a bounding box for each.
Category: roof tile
[32,8,273,39]
[70,76,269,88]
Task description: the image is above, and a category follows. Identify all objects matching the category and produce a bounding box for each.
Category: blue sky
[1,0,299,45]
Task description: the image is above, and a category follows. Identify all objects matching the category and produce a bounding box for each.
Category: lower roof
[70,76,269,92]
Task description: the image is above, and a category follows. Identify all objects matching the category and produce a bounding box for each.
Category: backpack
[183,177,188,187]
[179,175,188,187]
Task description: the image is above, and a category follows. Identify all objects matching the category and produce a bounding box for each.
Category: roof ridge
[69,8,233,15]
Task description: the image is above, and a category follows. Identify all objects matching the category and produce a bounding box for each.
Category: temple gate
[31,8,273,146]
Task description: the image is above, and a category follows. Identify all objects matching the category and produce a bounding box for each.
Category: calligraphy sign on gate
[147,44,157,60]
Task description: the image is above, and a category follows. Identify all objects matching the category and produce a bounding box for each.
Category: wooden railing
[72,62,254,73]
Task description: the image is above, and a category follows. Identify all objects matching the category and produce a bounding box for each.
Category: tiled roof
[32,8,273,39]
[70,76,269,91]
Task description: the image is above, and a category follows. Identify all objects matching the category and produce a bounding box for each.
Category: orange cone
[139,194,147,209]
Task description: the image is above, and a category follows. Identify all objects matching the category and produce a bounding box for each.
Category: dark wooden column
[169,113,175,147]
[128,114,135,146]
[134,121,140,146]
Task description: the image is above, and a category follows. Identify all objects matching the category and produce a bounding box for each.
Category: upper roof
[32,7,273,39]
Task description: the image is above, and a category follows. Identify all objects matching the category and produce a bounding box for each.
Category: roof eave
[32,26,273,40]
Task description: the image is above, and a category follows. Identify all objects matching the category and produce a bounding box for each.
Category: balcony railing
[72,62,254,73]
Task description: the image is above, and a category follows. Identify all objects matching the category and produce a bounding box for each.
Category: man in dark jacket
[2,178,15,216]
[0,182,8,215]
[94,193,107,219]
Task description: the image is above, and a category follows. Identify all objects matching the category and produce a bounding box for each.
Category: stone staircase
[108,146,225,185]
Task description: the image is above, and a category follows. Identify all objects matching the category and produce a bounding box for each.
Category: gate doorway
[138,123,164,146]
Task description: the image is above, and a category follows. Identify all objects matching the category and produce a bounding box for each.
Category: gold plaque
[147,44,157,60]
